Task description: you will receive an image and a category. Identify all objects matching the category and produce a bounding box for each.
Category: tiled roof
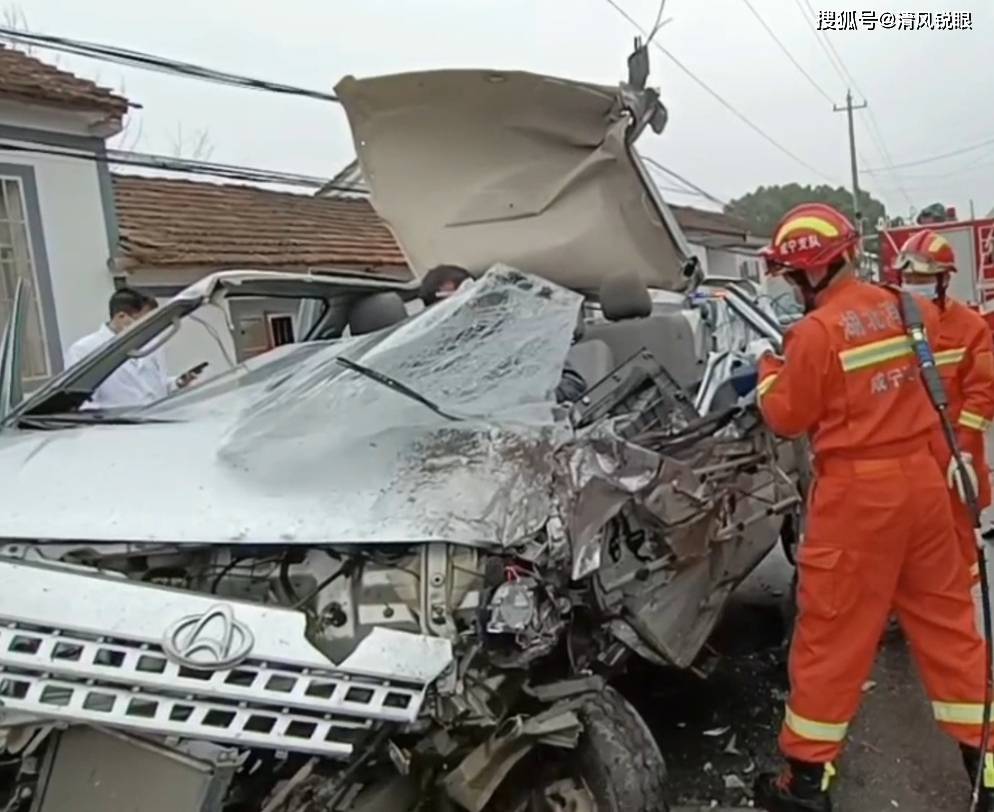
[0,44,129,117]
[111,174,410,273]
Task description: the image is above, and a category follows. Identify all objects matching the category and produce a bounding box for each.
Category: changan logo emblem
[162,604,254,670]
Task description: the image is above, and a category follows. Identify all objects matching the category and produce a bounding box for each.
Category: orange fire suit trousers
[780,446,989,764]
[952,496,983,584]
[932,437,990,584]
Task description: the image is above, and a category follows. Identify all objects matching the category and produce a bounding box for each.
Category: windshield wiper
[335,356,462,422]
[16,412,176,429]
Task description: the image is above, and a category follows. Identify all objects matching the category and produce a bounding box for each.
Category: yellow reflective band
[838,336,914,372]
[935,347,966,366]
[821,762,838,792]
[932,701,988,725]
[929,235,950,253]
[775,216,840,244]
[758,374,778,398]
[959,410,991,432]
[785,707,849,742]
[985,753,994,789]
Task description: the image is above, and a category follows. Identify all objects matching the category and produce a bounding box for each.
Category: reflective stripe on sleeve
[838,336,914,372]
[959,410,991,432]
[932,701,987,725]
[784,707,849,742]
[935,347,966,367]
[757,374,778,398]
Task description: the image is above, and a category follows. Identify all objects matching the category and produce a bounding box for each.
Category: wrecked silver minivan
[0,49,799,812]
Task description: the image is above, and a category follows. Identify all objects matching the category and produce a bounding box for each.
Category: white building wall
[0,102,118,373]
[27,150,115,353]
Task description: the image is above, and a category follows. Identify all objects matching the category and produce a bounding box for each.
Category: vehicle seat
[582,273,701,389]
[566,339,613,388]
[348,292,407,336]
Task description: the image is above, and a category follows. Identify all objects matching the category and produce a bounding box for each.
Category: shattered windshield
[0,268,585,547]
[148,266,581,424]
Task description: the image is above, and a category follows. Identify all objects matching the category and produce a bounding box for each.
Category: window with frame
[267,313,295,347]
[0,177,49,381]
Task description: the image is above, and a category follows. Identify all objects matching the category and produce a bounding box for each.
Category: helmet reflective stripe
[928,235,950,253]
[774,216,841,246]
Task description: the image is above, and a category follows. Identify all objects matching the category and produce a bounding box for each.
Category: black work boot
[753,759,833,812]
[961,745,994,812]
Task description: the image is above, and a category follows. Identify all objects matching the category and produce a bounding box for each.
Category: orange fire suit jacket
[757,277,941,456]
[930,298,994,509]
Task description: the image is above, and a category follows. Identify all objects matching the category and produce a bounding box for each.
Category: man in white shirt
[64,288,197,410]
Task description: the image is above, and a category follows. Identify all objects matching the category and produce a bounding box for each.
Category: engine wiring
[290,557,362,611]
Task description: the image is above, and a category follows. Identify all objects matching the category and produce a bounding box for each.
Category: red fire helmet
[761,203,859,278]
[893,229,957,275]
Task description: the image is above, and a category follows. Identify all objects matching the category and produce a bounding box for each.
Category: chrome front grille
[0,558,453,757]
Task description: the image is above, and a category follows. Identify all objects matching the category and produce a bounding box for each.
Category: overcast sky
[13,0,993,219]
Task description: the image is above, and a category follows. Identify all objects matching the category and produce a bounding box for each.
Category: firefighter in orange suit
[751,203,993,811]
[894,230,994,595]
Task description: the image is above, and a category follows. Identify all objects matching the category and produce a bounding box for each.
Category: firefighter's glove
[745,338,778,362]
[947,452,979,506]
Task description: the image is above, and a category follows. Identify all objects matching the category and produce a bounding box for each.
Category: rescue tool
[895,288,994,812]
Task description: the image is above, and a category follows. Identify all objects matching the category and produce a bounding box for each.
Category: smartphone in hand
[177,361,208,389]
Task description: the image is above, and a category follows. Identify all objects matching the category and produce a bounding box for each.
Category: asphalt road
[633,543,982,811]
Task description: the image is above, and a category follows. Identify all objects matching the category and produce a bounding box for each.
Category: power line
[862,135,994,172]
[0,141,368,193]
[105,149,339,188]
[737,0,834,105]
[641,155,729,207]
[743,0,913,213]
[601,0,839,183]
[0,28,340,104]
[647,177,715,197]
[4,138,723,208]
[792,0,913,208]
[801,0,860,89]
[858,112,912,206]
[792,0,849,87]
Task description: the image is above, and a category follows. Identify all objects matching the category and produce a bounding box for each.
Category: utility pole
[834,89,868,274]
[834,90,868,229]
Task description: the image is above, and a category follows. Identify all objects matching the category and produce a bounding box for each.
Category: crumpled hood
[0,269,581,547]
[334,67,689,293]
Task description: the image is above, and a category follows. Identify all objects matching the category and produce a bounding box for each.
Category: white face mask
[903,282,938,300]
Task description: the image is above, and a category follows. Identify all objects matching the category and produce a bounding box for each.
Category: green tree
[724,183,887,237]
